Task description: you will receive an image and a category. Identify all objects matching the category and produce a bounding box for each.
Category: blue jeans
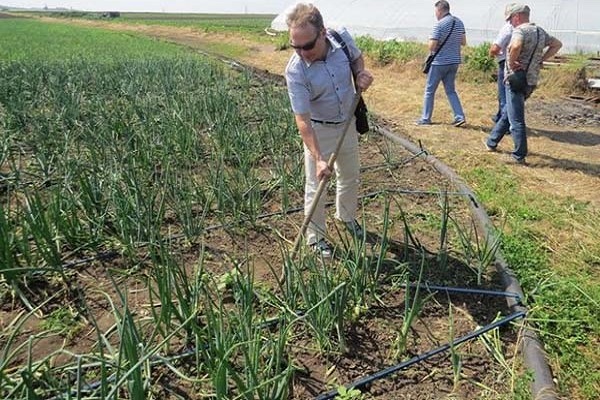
[420,64,465,123]
[493,60,506,122]
[487,83,529,161]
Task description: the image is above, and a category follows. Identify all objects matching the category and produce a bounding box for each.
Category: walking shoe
[506,155,526,165]
[310,239,333,258]
[483,139,497,152]
[414,119,432,126]
[453,119,466,127]
[344,219,364,238]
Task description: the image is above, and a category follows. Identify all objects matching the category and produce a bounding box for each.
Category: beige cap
[505,3,530,20]
[504,3,517,19]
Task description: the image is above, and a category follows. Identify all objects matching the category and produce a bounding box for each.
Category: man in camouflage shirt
[485,4,562,164]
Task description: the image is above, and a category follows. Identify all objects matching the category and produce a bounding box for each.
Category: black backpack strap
[328,29,352,63]
[328,29,360,82]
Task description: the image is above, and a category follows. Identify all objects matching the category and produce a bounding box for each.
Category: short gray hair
[286,3,324,32]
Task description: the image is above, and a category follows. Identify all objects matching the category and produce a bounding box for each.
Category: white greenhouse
[271,0,600,54]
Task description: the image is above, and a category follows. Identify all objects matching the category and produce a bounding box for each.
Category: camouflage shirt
[507,23,556,87]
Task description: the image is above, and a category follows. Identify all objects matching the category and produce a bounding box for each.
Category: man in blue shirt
[416,0,466,127]
[284,3,374,257]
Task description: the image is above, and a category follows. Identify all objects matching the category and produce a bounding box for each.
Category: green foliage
[274,31,291,51]
[0,20,301,286]
[118,12,276,35]
[335,385,365,400]
[355,35,426,65]
[464,42,496,73]
[466,165,600,399]
[40,307,81,337]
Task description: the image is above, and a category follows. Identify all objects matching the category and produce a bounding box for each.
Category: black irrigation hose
[316,310,526,400]
[403,283,522,302]
[376,123,557,399]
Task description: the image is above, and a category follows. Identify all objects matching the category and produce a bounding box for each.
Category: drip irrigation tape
[362,188,473,199]
[360,149,427,171]
[61,250,119,269]
[51,308,293,399]
[377,125,557,399]
[316,310,526,400]
[49,347,200,399]
[404,283,522,303]
[57,185,479,272]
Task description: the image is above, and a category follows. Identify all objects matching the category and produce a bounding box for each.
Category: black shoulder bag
[423,17,456,74]
[328,29,370,134]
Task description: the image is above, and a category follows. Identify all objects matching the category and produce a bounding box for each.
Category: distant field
[0,18,191,61]
[118,13,275,34]
[17,11,277,36]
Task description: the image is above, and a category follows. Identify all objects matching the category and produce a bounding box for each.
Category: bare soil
[2,133,518,399]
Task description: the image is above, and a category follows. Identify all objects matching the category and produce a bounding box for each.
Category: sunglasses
[290,33,320,51]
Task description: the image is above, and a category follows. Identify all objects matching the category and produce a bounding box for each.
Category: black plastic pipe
[376,124,557,399]
[404,283,522,302]
[316,311,526,400]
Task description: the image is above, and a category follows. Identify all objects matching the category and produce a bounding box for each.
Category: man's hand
[489,43,501,58]
[509,59,523,71]
[356,70,374,91]
[316,159,331,181]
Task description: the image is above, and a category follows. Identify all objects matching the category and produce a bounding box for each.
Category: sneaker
[310,239,333,258]
[453,119,466,127]
[506,155,526,165]
[483,139,497,152]
[414,119,432,126]
[344,219,364,238]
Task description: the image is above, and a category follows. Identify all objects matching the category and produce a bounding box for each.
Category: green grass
[464,166,600,398]
[0,18,189,62]
[0,18,301,398]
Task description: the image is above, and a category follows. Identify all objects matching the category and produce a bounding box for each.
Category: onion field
[1,18,524,399]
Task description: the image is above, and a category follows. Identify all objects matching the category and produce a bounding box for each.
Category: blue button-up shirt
[285,28,360,123]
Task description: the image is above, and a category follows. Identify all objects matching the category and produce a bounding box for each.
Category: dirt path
[44,17,600,208]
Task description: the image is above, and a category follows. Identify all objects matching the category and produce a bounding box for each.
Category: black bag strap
[430,17,456,60]
[328,29,368,128]
[328,29,357,78]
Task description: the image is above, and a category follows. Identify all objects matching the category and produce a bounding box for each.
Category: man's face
[289,25,323,63]
[508,13,521,27]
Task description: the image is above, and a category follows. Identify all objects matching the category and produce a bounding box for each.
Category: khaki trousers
[304,118,360,245]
